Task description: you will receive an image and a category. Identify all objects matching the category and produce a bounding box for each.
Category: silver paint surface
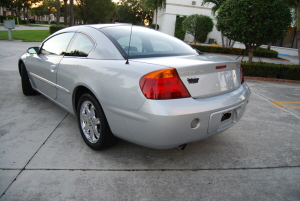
[19,24,251,149]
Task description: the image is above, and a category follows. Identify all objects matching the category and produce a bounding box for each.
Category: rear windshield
[100,26,199,59]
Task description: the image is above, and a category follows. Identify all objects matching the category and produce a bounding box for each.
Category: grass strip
[22,24,48,27]
[0,30,50,42]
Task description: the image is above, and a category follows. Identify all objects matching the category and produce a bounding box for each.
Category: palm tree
[201,0,225,15]
[201,0,227,46]
[144,0,166,30]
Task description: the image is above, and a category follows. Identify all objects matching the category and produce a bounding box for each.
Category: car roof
[52,23,137,36]
[88,23,133,29]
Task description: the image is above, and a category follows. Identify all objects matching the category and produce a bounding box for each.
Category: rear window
[100,26,198,59]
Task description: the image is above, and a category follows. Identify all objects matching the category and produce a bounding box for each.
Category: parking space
[0,41,299,200]
[247,81,300,116]
[271,101,300,109]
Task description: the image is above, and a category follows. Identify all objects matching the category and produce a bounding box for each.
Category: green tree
[201,0,226,15]
[43,0,58,24]
[116,0,151,25]
[143,0,166,30]
[0,0,39,18]
[284,0,300,64]
[33,3,46,22]
[174,16,186,40]
[75,0,115,24]
[182,14,214,44]
[32,0,57,24]
[216,0,292,63]
[201,0,227,46]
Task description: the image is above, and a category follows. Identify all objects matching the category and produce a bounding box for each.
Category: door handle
[50,65,57,73]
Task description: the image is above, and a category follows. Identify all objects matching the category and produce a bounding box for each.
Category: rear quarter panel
[56,59,167,111]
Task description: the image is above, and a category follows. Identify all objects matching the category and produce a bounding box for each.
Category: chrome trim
[30,72,56,87]
[30,72,70,94]
[56,85,70,94]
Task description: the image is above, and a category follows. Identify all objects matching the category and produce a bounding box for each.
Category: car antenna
[126,25,133,64]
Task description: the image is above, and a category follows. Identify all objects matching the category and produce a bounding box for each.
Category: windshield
[100,26,199,59]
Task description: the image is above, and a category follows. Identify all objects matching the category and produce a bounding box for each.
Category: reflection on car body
[19,24,251,150]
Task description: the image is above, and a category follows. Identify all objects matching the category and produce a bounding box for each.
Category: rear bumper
[106,83,251,149]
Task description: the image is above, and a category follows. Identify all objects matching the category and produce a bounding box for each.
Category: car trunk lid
[134,55,242,99]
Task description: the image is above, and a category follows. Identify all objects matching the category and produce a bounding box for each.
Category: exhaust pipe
[176,144,187,151]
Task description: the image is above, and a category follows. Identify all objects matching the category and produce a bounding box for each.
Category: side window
[41,32,75,55]
[65,33,94,57]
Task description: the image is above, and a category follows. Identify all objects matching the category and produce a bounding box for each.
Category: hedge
[49,25,68,34]
[150,24,159,30]
[191,45,278,58]
[174,17,186,40]
[242,62,300,81]
[36,21,64,24]
[0,15,21,25]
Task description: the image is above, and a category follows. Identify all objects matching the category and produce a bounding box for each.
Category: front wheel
[21,63,36,96]
[77,93,117,150]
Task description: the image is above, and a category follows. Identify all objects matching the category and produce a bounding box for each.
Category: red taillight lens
[216,65,226,69]
[139,68,191,99]
[240,65,244,84]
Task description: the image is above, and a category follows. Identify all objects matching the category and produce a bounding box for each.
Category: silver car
[19,24,251,150]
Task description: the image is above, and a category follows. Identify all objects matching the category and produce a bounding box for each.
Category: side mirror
[27,47,40,54]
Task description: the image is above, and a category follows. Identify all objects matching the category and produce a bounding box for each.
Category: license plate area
[208,102,245,134]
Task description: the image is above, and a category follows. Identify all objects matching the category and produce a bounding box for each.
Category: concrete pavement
[0,40,300,200]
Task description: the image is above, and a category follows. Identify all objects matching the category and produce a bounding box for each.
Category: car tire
[77,93,117,150]
[21,63,36,96]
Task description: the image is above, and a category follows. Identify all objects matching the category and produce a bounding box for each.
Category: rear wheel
[20,63,36,96]
[77,93,117,150]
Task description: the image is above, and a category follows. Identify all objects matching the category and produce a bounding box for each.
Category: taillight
[139,68,191,99]
[240,65,244,84]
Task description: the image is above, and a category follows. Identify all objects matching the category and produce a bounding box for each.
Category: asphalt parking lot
[0,40,300,201]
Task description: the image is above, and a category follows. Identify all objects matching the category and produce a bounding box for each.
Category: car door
[26,32,75,99]
[55,32,95,111]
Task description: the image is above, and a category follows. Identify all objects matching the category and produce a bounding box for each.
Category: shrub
[182,14,213,43]
[242,62,300,81]
[191,45,278,58]
[49,25,68,34]
[174,17,186,40]
[253,47,278,58]
[37,21,50,24]
[150,24,159,30]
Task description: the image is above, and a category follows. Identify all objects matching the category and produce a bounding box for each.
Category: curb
[245,76,300,84]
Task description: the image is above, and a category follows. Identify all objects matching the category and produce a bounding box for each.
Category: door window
[41,32,75,55]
